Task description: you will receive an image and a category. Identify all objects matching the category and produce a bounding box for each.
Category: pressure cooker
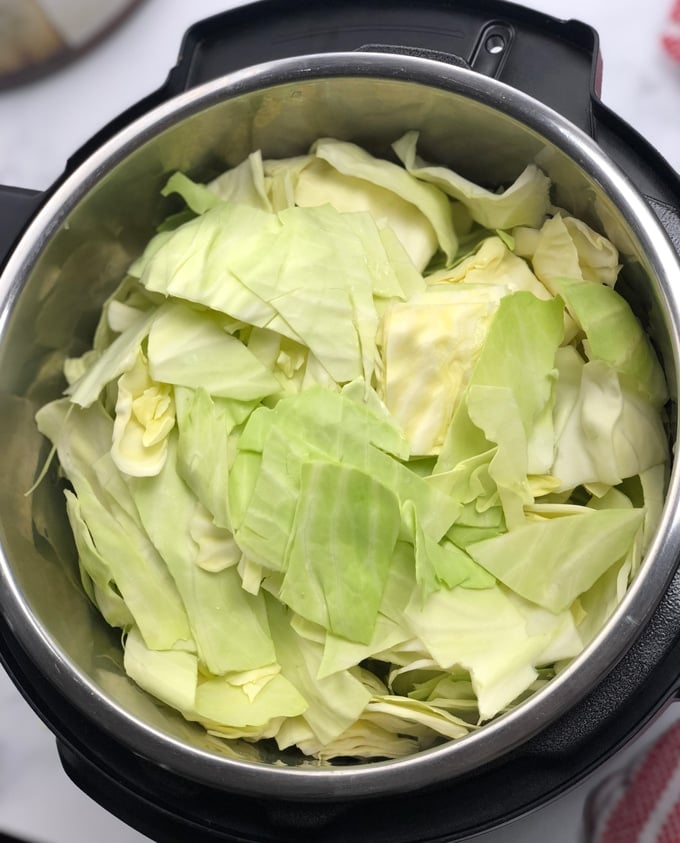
[1,1,680,840]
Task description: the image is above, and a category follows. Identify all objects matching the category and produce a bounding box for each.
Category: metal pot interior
[1,54,679,800]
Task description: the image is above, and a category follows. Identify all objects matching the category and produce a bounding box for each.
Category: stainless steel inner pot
[1,52,680,802]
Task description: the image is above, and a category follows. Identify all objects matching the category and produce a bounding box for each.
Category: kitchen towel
[661,0,680,62]
[585,719,680,842]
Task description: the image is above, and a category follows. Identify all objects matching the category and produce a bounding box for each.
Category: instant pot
[2,1,680,840]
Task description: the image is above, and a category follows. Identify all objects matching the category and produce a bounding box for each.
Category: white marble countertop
[0,1,679,841]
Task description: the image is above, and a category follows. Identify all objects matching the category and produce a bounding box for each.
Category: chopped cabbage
[35,133,670,763]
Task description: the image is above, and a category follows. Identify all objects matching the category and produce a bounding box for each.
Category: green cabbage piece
[161,171,222,216]
[402,583,553,721]
[392,130,551,230]
[279,460,402,645]
[529,214,621,289]
[551,347,669,491]
[111,349,175,477]
[174,386,255,531]
[230,387,458,579]
[66,307,159,408]
[305,137,458,268]
[124,626,198,712]
[133,201,406,385]
[426,235,552,300]
[36,399,192,651]
[123,626,307,740]
[146,301,281,401]
[550,276,668,406]
[378,284,504,455]
[466,507,645,613]
[208,150,272,211]
[128,433,276,675]
[65,490,135,630]
[435,291,564,478]
[267,596,373,746]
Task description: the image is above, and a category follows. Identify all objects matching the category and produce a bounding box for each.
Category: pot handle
[0,186,43,269]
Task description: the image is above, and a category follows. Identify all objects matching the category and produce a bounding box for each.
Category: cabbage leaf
[393,130,551,230]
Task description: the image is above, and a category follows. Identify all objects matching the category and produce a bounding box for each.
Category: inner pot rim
[2,51,680,802]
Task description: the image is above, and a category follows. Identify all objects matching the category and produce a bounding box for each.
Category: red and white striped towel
[662,0,680,61]
[585,720,680,842]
